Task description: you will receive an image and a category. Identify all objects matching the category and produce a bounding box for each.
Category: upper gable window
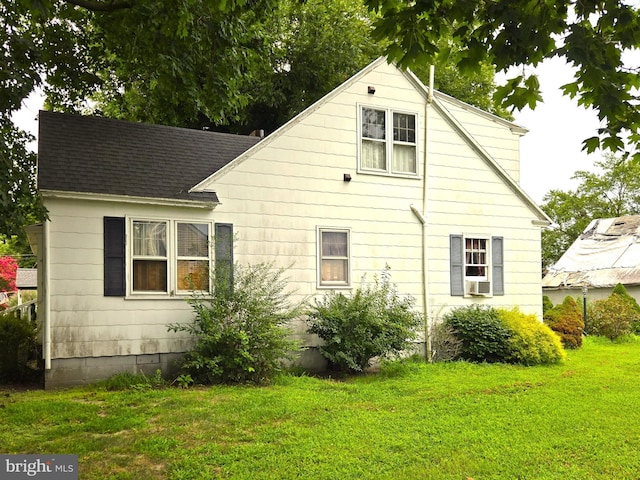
[360,106,418,176]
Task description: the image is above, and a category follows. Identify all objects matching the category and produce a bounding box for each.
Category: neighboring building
[543,215,640,305]
[31,58,550,388]
[15,267,37,306]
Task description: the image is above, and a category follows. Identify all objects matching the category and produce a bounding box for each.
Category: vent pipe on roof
[428,65,435,103]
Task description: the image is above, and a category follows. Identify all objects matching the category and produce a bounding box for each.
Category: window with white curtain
[360,106,417,176]
[465,238,488,279]
[132,220,168,292]
[130,219,211,295]
[318,228,350,287]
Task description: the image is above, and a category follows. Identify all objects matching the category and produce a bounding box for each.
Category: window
[450,235,504,296]
[318,228,350,287]
[103,217,216,297]
[133,220,168,292]
[360,107,417,176]
[176,223,210,292]
[465,238,487,279]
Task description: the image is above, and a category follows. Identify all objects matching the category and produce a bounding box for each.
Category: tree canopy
[541,154,640,269]
[364,0,640,157]
[2,0,510,247]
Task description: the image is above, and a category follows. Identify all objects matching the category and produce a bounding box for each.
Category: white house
[543,215,640,305]
[32,58,550,388]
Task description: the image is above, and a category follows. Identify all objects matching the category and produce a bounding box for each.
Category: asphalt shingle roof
[38,111,261,203]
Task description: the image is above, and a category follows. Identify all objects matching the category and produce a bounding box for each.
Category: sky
[503,57,603,204]
[11,57,609,205]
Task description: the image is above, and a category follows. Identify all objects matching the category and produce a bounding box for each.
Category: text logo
[0,455,78,479]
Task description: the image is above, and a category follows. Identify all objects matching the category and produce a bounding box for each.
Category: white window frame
[358,105,419,177]
[127,217,212,297]
[175,222,211,294]
[317,227,351,289]
[464,236,489,281]
[463,235,492,297]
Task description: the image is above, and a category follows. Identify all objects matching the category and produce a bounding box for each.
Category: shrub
[611,283,640,334]
[441,304,511,363]
[306,267,422,373]
[0,311,39,382]
[429,321,462,363]
[543,296,584,349]
[168,262,304,385]
[588,293,640,340]
[542,295,554,315]
[497,308,565,365]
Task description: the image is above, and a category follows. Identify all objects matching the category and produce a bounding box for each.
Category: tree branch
[63,0,133,12]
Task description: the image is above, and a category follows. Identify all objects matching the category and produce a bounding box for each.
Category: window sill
[125,292,204,300]
[357,169,420,180]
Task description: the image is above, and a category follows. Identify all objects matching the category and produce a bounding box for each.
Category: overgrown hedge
[306,268,422,373]
[0,311,40,382]
[441,305,565,365]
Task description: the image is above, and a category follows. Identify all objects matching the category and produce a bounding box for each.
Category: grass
[2,336,640,479]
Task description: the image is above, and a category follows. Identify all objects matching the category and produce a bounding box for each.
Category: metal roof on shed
[543,215,640,289]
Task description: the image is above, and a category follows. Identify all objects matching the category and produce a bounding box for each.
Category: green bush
[588,293,640,340]
[0,311,39,382]
[168,263,304,385]
[611,283,640,334]
[441,304,511,363]
[542,295,554,315]
[306,268,422,373]
[543,296,584,349]
[497,308,565,365]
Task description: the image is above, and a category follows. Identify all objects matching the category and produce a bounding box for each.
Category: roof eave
[40,189,219,209]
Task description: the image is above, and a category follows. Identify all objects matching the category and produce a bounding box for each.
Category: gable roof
[38,111,261,204]
[543,215,640,289]
[190,58,550,225]
[16,268,37,290]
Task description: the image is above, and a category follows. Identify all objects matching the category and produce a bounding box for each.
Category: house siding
[44,197,204,361]
[39,59,547,387]
[199,60,544,324]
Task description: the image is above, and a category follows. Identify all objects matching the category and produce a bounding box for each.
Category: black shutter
[450,234,464,296]
[215,223,234,296]
[104,217,126,296]
[492,236,504,296]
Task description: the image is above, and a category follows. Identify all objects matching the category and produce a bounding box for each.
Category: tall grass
[1,337,639,479]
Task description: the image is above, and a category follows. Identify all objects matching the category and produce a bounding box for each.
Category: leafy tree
[3,0,514,241]
[0,256,18,292]
[365,0,640,156]
[541,153,640,268]
[0,120,47,243]
[410,45,512,120]
[223,0,383,134]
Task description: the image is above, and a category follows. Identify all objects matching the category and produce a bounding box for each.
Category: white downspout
[423,68,433,362]
[411,65,435,362]
[44,220,51,370]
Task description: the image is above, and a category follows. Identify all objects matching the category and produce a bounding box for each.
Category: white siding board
[43,59,547,369]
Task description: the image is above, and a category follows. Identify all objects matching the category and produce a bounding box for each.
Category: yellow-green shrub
[498,308,566,365]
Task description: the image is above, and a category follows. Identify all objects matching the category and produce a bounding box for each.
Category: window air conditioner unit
[467,280,491,296]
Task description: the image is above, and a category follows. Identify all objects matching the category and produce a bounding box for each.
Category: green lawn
[2,337,640,479]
